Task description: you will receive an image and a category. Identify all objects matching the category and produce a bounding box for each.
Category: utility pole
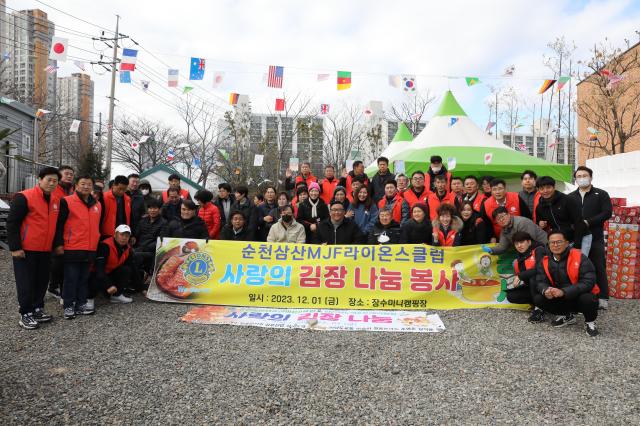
[104,15,120,181]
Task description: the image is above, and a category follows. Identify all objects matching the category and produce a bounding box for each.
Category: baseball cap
[115,224,131,234]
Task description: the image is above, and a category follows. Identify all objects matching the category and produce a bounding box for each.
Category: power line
[3,4,100,39]
[34,0,115,34]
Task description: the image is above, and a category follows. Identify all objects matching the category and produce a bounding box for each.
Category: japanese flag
[484,152,493,165]
[49,37,68,62]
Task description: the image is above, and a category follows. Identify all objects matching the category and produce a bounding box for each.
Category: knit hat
[308,182,321,192]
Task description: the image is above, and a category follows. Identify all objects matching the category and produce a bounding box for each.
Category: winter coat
[369,171,396,203]
[231,198,258,240]
[431,215,463,247]
[161,200,182,222]
[568,186,612,242]
[163,216,209,239]
[257,200,279,241]
[214,194,235,225]
[219,224,252,241]
[266,219,306,243]
[514,243,544,286]
[367,220,402,245]
[534,246,597,299]
[400,219,433,244]
[459,212,491,246]
[535,191,586,247]
[348,202,379,234]
[198,202,221,239]
[296,197,329,243]
[127,189,146,235]
[316,218,365,245]
[134,215,168,252]
[491,215,549,255]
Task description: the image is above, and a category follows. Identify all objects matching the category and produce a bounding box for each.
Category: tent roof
[392,122,413,142]
[139,165,204,192]
[434,90,467,117]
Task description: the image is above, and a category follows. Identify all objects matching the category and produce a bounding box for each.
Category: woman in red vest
[7,167,61,329]
[53,174,102,319]
[431,203,463,247]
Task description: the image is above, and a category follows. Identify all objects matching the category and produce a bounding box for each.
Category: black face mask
[282,214,293,223]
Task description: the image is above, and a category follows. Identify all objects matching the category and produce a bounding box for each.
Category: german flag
[229,92,240,105]
[337,71,351,90]
[538,79,557,94]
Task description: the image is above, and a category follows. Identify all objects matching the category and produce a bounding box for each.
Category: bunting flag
[267,65,284,88]
[120,71,131,84]
[503,65,515,77]
[141,80,150,92]
[1,52,10,61]
[139,135,150,144]
[484,152,493,165]
[485,121,496,132]
[189,57,206,80]
[35,109,51,118]
[588,134,599,142]
[337,71,351,90]
[229,93,240,105]
[193,157,201,168]
[607,74,625,89]
[167,148,175,161]
[599,69,612,77]
[44,65,58,74]
[218,149,229,160]
[120,48,138,71]
[320,104,329,115]
[130,140,139,150]
[447,157,456,171]
[556,76,570,92]
[49,37,68,61]
[168,69,179,87]
[73,60,86,72]
[69,119,81,133]
[183,86,194,94]
[253,154,264,167]
[0,97,15,104]
[449,117,458,127]
[388,75,401,88]
[275,98,285,111]
[516,143,527,152]
[548,140,558,148]
[402,75,416,92]
[465,77,480,86]
[587,127,600,135]
[538,79,557,94]
[513,123,524,130]
[317,73,330,81]
[213,71,224,88]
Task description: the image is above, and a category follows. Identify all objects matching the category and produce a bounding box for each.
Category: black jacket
[162,216,209,239]
[214,194,236,226]
[161,200,182,222]
[400,219,433,244]
[426,166,449,192]
[317,218,365,245]
[231,198,258,240]
[534,246,596,299]
[367,220,402,244]
[53,194,100,263]
[568,186,612,242]
[460,212,491,245]
[296,197,329,243]
[219,224,251,241]
[127,189,146,234]
[535,191,586,246]
[514,243,544,286]
[257,200,278,242]
[369,171,395,203]
[134,215,168,252]
[93,240,137,289]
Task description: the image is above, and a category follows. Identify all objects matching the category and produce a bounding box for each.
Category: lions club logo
[180,252,214,286]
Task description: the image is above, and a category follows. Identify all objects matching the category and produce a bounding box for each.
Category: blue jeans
[62,262,90,309]
[581,234,593,256]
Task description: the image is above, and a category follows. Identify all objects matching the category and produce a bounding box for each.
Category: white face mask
[576,177,591,188]
[141,189,149,196]
[431,166,442,173]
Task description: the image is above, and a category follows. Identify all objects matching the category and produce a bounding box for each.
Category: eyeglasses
[548,240,566,246]
[412,177,424,181]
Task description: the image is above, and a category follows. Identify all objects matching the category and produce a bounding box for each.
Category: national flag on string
[275,98,285,111]
[410,112,422,121]
[484,153,493,165]
[317,73,330,81]
[139,135,150,144]
[36,109,51,118]
[599,69,612,77]
[168,69,179,87]
[213,71,224,88]
[267,65,284,88]
[190,57,206,80]
[73,60,85,72]
[538,79,556,94]
[587,127,599,135]
[337,71,351,90]
[49,37,68,61]
[193,157,201,168]
[44,65,58,74]
[548,140,558,148]
[0,97,15,104]
[449,117,459,127]
[556,76,570,92]
[1,52,10,61]
[69,119,81,133]
[183,86,194,94]
[485,121,496,132]
[607,74,625,89]
[141,80,150,92]
[388,75,401,88]
[130,140,139,150]
[465,77,480,86]
[120,48,138,71]
[167,148,175,161]
[402,75,416,92]
[503,65,515,77]
[229,93,240,105]
[513,123,524,130]
[516,143,527,152]
[120,71,131,83]
[588,134,598,142]
[320,104,329,115]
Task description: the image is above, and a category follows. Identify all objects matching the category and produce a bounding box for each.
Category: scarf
[309,197,320,218]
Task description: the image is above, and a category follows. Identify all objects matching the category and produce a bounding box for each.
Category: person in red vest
[403,171,430,209]
[424,156,451,193]
[100,175,131,239]
[53,174,102,319]
[53,165,75,199]
[7,167,61,329]
[319,165,339,204]
[533,229,600,337]
[431,203,463,246]
[93,225,135,304]
[506,231,546,323]
[427,175,453,220]
[446,176,465,209]
[48,165,75,299]
[396,174,409,197]
[480,178,531,240]
[285,162,317,192]
[377,180,409,226]
[161,173,191,203]
[462,175,486,213]
[341,161,369,197]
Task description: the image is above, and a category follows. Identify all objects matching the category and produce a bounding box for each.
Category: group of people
[8,156,613,337]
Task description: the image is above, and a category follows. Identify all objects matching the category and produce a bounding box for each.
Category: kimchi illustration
[153,240,201,299]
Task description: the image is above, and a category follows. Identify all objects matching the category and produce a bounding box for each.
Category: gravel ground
[1,250,639,425]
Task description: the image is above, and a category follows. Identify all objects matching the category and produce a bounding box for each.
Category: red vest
[18,186,60,252]
[469,192,487,213]
[532,192,541,224]
[484,192,522,237]
[425,172,451,194]
[427,192,453,220]
[436,228,458,247]
[53,184,74,200]
[63,193,102,252]
[403,188,429,209]
[319,177,339,204]
[162,188,190,203]
[101,190,131,237]
[542,249,600,295]
[295,173,318,188]
[103,237,131,274]
[378,194,404,223]
[345,174,369,197]
[513,251,536,275]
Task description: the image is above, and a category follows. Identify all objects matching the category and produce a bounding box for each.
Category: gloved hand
[481,245,492,254]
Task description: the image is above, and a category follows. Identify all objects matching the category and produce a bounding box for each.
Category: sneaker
[528,308,545,323]
[598,299,608,310]
[19,313,39,330]
[585,322,599,337]
[48,288,61,299]
[63,307,76,320]
[85,299,95,311]
[110,294,133,304]
[551,313,576,328]
[33,308,53,323]
[75,304,95,315]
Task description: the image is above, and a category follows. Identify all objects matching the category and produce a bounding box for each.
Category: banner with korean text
[147,238,527,310]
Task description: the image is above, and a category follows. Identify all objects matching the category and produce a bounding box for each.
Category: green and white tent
[376,91,573,182]
[365,121,413,174]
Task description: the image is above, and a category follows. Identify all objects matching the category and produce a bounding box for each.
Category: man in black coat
[133,198,168,276]
[535,176,585,247]
[161,187,183,222]
[367,207,402,244]
[231,185,258,240]
[317,201,365,245]
[162,200,209,239]
[533,230,600,337]
[127,173,146,238]
[220,211,252,241]
[214,182,235,226]
[506,232,546,322]
[369,156,396,203]
[568,166,613,309]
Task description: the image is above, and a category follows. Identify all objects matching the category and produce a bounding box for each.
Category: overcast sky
[8,0,640,175]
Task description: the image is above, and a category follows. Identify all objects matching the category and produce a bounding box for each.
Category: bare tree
[577,39,640,156]
[323,104,368,172]
[498,86,525,148]
[387,90,435,136]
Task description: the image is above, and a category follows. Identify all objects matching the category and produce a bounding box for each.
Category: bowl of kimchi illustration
[461,279,501,302]
[153,240,201,299]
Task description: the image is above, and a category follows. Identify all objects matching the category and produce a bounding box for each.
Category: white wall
[587,151,640,205]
